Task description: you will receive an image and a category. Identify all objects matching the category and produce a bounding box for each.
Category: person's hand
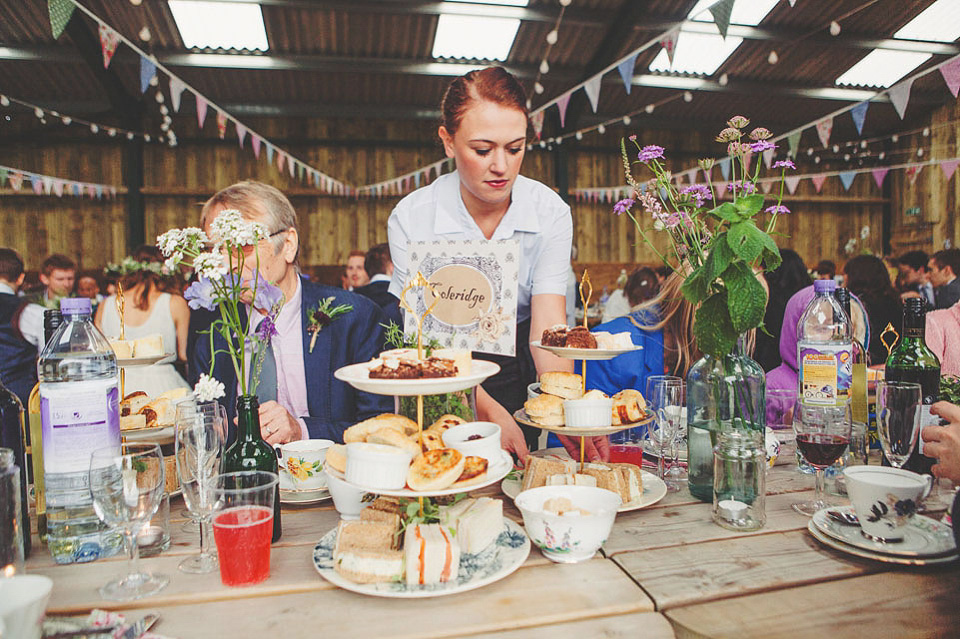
[924,402,960,482]
[499,418,530,463]
[557,435,610,462]
[258,400,302,445]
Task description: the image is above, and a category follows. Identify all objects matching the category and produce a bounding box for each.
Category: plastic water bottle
[39,298,122,564]
[796,280,852,407]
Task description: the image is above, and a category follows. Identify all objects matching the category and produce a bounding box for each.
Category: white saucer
[811,506,957,558]
[807,520,958,566]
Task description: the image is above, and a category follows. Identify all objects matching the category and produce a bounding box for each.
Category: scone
[540,371,583,400]
[524,393,564,426]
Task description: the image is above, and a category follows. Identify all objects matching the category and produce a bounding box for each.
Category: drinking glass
[211,470,278,587]
[175,400,227,573]
[88,442,169,601]
[646,377,684,489]
[875,381,922,469]
[666,383,687,485]
[792,402,852,516]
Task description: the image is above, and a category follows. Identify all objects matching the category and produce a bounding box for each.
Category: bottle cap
[59,297,91,315]
[904,297,924,314]
[813,279,836,293]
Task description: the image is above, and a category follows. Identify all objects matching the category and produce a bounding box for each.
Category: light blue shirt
[387,171,572,323]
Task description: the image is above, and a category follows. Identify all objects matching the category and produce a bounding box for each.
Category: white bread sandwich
[610,462,644,504]
[521,455,575,491]
[109,339,134,359]
[523,393,564,426]
[539,371,583,400]
[545,473,598,488]
[404,523,460,586]
[439,497,503,554]
[333,520,403,584]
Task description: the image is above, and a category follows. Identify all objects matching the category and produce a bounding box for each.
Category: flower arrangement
[615,116,794,357]
[104,256,166,277]
[157,209,285,399]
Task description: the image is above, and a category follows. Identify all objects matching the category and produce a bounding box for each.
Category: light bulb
[645,104,654,114]
[576,131,583,140]
[108,128,117,137]
[155,92,164,104]
[534,82,544,94]
[861,140,867,149]
[815,156,821,164]
[683,91,693,102]
[832,144,839,153]
[829,21,841,36]
[139,26,151,42]
[891,134,899,143]
[923,127,930,137]
[598,124,606,134]
[879,151,886,160]
[718,73,729,86]
[126,132,134,140]
[90,124,99,133]
[918,148,924,157]
[540,60,549,74]
[546,30,558,45]
[767,50,779,64]
[61,116,71,125]
[34,107,43,118]
[0,95,8,107]
[623,116,631,125]
[149,75,159,87]
[843,154,850,161]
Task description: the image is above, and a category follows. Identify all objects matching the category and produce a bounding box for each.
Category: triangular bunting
[9,172,23,191]
[940,57,960,98]
[277,151,285,172]
[557,92,572,128]
[888,78,914,119]
[906,164,923,185]
[583,75,602,113]
[871,168,889,188]
[787,131,801,158]
[816,118,833,148]
[838,171,857,191]
[139,56,156,93]
[288,156,296,178]
[31,176,42,195]
[98,25,120,68]
[708,0,735,39]
[251,134,261,159]
[850,101,869,135]
[196,95,208,129]
[41,177,53,195]
[762,148,774,169]
[86,185,95,198]
[236,123,247,148]
[216,110,227,139]
[760,180,774,194]
[530,111,544,139]
[660,27,681,68]
[940,159,959,181]
[811,174,827,193]
[265,144,274,164]
[95,186,103,199]
[169,76,186,112]
[49,0,75,39]
[52,179,64,197]
[718,157,731,180]
[785,175,801,194]
[617,53,638,93]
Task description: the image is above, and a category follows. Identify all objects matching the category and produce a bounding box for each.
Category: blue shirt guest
[191,181,392,445]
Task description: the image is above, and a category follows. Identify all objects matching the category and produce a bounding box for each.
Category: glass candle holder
[712,430,766,531]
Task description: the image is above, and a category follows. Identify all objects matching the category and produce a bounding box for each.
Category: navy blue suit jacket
[191,275,393,443]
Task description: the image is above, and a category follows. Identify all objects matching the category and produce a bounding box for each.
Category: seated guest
[30,253,76,309]
[76,275,103,309]
[926,300,960,377]
[345,249,369,290]
[756,249,812,372]
[896,250,934,306]
[814,259,836,281]
[0,248,42,407]
[929,249,960,310]
[192,181,392,444]
[843,255,901,365]
[353,243,402,327]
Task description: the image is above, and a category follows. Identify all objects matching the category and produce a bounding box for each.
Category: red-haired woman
[388,67,605,461]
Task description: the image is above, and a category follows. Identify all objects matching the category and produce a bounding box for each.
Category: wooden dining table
[24,458,960,638]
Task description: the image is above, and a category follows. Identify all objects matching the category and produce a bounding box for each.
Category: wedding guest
[345,250,369,290]
[76,275,102,304]
[192,181,392,445]
[896,250,934,306]
[0,248,41,407]
[925,300,960,377]
[387,67,595,461]
[30,253,75,309]
[843,255,901,365]
[814,259,836,281]
[353,243,402,327]
[756,249,811,372]
[929,249,960,310]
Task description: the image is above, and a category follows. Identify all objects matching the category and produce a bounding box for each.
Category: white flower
[194,373,225,402]
[844,238,857,255]
[860,225,870,240]
[209,209,267,247]
[157,229,183,256]
[193,252,227,280]
[163,255,180,272]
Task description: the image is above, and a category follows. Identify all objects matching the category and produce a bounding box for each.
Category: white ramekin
[441,421,502,465]
[562,398,614,429]
[345,442,414,490]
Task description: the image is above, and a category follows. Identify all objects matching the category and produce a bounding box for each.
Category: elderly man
[191,181,392,444]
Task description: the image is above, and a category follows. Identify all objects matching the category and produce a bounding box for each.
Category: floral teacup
[844,466,933,542]
[276,439,333,491]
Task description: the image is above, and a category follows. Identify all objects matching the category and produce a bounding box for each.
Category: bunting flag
[888,78,914,119]
[617,53,639,94]
[838,171,857,191]
[216,110,227,139]
[811,174,827,193]
[906,164,923,185]
[787,130,801,158]
[940,57,960,98]
[196,95,208,129]
[139,56,156,94]
[871,167,889,188]
[557,92,572,128]
[169,77,186,112]
[708,0,735,39]
[941,159,959,181]
[659,27,680,68]
[530,111,544,139]
[762,147,774,169]
[31,176,42,195]
[98,25,121,68]
[52,179,64,197]
[850,101,869,135]
[236,122,247,148]
[277,151,285,173]
[49,0,75,39]
[265,144,274,164]
[760,180,774,194]
[816,118,833,148]
[288,155,296,178]
[8,172,23,191]
[583,75,602,113]
[251,134,262,158]
[788,0,796,5]
[784,175,801,194]
[718,157,731,180]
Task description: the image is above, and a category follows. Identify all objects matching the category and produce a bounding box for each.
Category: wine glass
[88,442,169,601]
[875,381,922,469]
[666,383,687,486]
[175,400,227,574]
[792,402,852,516]
[646,377,684,489]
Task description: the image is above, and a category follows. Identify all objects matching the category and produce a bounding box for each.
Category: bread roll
[325,444,347,474]
[366,427,421,458]
[407,449,466,491]
[539,371,583,400]
[428,414,466,434]
[344,413,418,443]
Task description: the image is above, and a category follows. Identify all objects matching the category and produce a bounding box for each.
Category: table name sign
[404,239,519,356]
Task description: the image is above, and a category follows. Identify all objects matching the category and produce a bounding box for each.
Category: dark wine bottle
[884,298,940,474]
[0,379,30,559]
[222,395,282,542]
[833,288,868,424]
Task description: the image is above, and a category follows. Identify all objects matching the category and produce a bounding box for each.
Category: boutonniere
[307,297,353,353]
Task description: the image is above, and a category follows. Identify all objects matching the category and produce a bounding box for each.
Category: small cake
[133,334,165,357]
[432,348,472,376]
[523,393,565,426]
[593,331,635,350]
[540,325,569,346]
[564,326,597,349]
[109,339,134,358]
[367,356,457,379]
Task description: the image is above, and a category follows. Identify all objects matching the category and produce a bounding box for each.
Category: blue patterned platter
[313,518,530,598]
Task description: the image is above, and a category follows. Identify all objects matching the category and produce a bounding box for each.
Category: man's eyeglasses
[209,229,289,258]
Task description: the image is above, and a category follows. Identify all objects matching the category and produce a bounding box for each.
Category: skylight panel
[432,14,521,60]
[688,0,778,26]
[445,0,528,5]
[168,1,268,51]
[894,0,960,43]
[834,50,931,88]
[649,31,744,75]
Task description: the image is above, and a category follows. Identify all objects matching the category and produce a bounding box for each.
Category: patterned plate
[811,506,957,558]
[807,520,958,566]
[501,468,666,513]
[313,518,530,598]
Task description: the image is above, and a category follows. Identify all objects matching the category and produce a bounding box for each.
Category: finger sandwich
[439,497,504,555]
[333,521,404,584]
[404,523,460,586]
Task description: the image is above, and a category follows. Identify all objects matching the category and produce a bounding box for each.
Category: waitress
[388,67,607,461]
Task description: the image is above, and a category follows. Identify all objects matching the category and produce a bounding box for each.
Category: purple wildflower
[637,145,665,163]
[184,277,217,311]
[773,159,796,170]
[628,134,637,141]
[750,140,776,153]
[727,181,756,194]
[255,314,279,341]
[680,184,712,208]
[638,191,662,216]
[250,271,283,313]
[613,198,634,215]
[765,204,791,214]
[664,213,682,229]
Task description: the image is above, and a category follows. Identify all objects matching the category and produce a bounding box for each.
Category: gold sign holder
[880,322,899,359]
[576,270,593,471]
[397,271,441,514]
[116,281,126,400]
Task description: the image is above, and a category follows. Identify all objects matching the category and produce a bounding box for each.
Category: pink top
[926,301,960,377]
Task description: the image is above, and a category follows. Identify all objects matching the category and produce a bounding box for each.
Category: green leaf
[681,266,710,303]
[724,262,766,333]
[713,202,744,224]
[758,231,782,271]
[727,220,764,263]
[734,194,765,217]
[694,291,738,358]
[703,233,734,282]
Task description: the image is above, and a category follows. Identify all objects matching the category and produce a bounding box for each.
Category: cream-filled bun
[539,371,583,400]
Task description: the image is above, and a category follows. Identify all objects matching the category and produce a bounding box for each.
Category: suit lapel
[300,276,325,421]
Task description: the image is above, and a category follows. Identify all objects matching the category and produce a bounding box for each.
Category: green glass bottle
[222,395,282,542]
[884,298,940,475]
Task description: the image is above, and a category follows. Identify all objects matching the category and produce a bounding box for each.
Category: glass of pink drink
[211,471,279,587]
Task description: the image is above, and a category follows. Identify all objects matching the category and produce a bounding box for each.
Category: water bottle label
[40,380,120,474]
[799,344,852,405]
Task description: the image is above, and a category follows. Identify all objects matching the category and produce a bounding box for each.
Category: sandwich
[404,523,460,585]
[521,455,576,491]
[523,393,564,426]
[439,497,503,554]
[333,520,404,584]
[133,334,165,357]
[539,371,583,400]
[407,448,466,491]
[545,473,598,487]
[109,339,134,358]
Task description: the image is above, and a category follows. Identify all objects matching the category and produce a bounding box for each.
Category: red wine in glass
[796,433,849,468]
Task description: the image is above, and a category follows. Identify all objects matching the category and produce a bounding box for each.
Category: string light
[683,91,693,102]
[767,51,779,64]
[829,21,841,36]
[718,73,729,86]
[622,115,631,125]
[546,30,558,45]
[539,60,550,74]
